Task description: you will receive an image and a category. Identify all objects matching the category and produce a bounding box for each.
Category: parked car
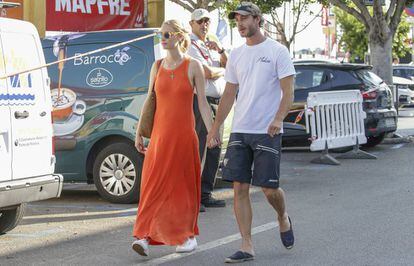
[392,76,414,107]
[393,64,414,81]
[0,17,63,234]
[282,62,397,148]
[41,29,162,204]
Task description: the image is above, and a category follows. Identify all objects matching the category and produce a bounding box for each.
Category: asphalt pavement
[1,116,413,265]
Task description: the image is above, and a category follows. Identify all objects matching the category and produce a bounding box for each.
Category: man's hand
[267,119,283,137]
[206,40,223,53]
[135,134,147,154]
[207,128,221,148]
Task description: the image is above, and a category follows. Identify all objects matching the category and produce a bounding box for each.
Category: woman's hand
[135,134,147,154]
[207,128,221,148]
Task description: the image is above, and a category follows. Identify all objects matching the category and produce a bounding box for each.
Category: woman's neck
[166,49,184,62]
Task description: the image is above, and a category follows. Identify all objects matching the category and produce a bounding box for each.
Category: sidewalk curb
[382,136,414,144]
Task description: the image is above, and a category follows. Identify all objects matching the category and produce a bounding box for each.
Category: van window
[42,35,154,95]
[1,32,45,103]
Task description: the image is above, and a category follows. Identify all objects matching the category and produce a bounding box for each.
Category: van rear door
[0,33,12,182]
[2,22,53,180]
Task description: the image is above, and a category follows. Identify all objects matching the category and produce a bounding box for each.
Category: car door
[294,67,332,101]
[2,29,53,180]
[0,33,12,182]
[286,66,332,123]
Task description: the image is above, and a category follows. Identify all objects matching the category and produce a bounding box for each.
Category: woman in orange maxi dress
[132,20,215,256]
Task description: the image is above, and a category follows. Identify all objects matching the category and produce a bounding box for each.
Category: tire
[0,204,26,234]
[363,133,386,148]
[93,142,143,204]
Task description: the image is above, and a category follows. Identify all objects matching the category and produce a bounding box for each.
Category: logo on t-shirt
[257,57,271,63]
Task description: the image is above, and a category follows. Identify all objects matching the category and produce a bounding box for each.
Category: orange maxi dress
[133,58,201,245]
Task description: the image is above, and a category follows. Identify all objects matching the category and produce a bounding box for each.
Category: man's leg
[200,101,225,207]
[262,187,290,232]
[201,145,221,202]
[250,133,293,244]
[233,182,254,254]
[193,95,207,162]
[193,95,207,212]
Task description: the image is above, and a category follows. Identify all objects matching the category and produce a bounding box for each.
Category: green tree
[329,0,414,84]
[334,8,368,62]
[335,7,411,63]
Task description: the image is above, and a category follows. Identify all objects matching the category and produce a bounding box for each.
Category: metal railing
[305,90,376,165]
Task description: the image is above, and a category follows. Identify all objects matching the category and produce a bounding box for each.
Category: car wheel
[363,133,386,148]
[0,204,26,234]
[93,142,143,204]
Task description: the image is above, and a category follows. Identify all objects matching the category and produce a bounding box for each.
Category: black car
[282,62,397,148]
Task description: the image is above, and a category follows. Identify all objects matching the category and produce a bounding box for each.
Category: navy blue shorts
[222,133,282,188]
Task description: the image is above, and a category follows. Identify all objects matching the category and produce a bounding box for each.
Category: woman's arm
[190,59,213,132]
[135,61,158,153]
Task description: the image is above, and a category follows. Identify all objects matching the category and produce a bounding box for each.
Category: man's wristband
[218,48,225,54]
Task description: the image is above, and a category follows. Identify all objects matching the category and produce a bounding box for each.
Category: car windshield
[353,69,384,87]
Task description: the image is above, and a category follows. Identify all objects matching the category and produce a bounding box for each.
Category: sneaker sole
[132,243,148,256]
[225,257,254,263]
[176,247,196,253]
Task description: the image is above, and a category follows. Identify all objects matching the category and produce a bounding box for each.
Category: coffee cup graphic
[51,88,77,122]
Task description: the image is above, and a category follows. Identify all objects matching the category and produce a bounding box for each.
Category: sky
[286,3,326,51]
[166,1,326,52]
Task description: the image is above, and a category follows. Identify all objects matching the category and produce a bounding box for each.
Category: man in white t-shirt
[207,2,296,263]
[188,8,227,211]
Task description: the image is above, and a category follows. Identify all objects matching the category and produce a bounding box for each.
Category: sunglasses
[155,31,179,39]
[196,18,210,25]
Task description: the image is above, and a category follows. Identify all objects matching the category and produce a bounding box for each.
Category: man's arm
[219,51,228,67]
[205,39,227,67]
[267,75,294,137]
[203,65,225,79]
[207,82,238,146]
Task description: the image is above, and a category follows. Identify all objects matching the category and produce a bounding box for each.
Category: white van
[0,17,63,234]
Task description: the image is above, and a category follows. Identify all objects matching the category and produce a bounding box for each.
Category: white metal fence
[305,90,376,165]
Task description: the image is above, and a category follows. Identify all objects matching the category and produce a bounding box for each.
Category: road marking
[6,228,65,238]
[391,144,405,149]
[23,207,138,219]
[140,221,278,265]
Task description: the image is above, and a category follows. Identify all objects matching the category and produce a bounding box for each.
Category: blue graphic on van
[9,73,32,88]
[0,93,35,101]
[86,68,113,87]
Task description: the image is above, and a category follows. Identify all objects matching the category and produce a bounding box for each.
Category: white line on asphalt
[391,144,405,149]
[140,221,278,265]
[7,228,65,238]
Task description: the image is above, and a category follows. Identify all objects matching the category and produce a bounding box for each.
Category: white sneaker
[132,238,149,256]
[176,237,197,253]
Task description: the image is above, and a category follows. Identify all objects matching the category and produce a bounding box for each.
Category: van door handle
[40,111,47,117]
[14,111,29,119]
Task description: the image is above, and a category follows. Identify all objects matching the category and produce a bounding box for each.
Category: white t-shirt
[188,34,225,98]
[225,38,296,134]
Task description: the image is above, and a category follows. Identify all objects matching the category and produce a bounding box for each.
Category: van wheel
[0,204,26,234]
[93,142,143,204]
[363,133,386,148]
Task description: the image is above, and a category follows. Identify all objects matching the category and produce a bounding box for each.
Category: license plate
[384,118,395,128]
[383,112,395,118]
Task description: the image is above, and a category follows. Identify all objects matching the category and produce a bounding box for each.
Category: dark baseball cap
[228,2,262,19]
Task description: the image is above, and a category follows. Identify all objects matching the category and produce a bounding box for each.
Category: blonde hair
[162,19,191,53]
